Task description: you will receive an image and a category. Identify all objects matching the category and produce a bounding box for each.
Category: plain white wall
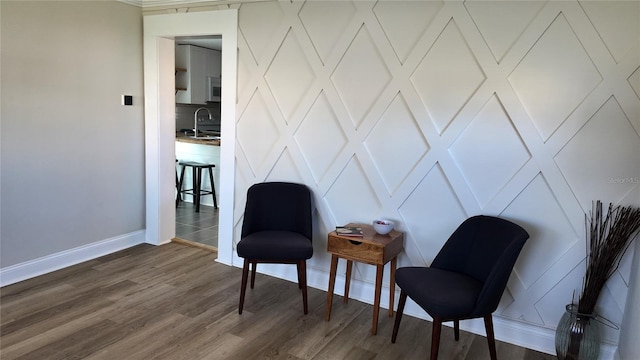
[0,1,145,267]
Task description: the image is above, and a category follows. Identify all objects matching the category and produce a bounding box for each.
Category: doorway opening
[173,35,222,252]
[143,9,238,266]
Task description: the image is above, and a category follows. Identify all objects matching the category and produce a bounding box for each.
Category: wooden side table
[325,223,404,335]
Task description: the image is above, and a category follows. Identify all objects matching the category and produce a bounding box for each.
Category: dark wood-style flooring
[0,243,556,359]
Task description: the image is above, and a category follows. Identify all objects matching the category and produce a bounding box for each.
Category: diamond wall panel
[298,0,357,64]
[295,92,347,183]
[534,260,585,327]
[325,157,382,225]
[465,0,545,63]
[265,29,316,121]
[411,19,486,134]
[364,93,429,195]
[580,0,639,63]
[238,1,285,64]
[265,148,304,184]
[331,24,392,129]
[449,95,530,207]
[225,0,640,353]
[398,163,467,263]
[236,89,280,174]
[555,97,640,209]
[508,13,602,142]
[501,174,578,291]
[373,0,443,64]
[629,67,640,100]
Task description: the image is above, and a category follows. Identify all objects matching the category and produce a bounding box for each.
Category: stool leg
[175,160,182,205]
[208,166,218,209]
[176,171,180,201]
[196,166,203,213]
[176,165,186,207]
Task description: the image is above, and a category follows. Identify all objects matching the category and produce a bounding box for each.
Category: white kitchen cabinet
[205,48,222,78]
[175,45,221,105]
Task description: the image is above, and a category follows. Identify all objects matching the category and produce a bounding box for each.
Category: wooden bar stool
[176,161,218,212]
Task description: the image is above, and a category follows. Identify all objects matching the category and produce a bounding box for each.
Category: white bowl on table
[372,219,394,235]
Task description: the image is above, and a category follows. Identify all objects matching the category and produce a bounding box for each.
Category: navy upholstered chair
[237,182,313,315]
[391,215,529,360]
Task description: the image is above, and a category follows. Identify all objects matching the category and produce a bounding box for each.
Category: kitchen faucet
[193,107,212,138]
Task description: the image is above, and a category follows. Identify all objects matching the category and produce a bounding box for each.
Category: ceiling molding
[118,0,144,7]
[119,0,267,8]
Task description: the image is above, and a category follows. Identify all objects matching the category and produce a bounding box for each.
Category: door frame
[143,9,238,265]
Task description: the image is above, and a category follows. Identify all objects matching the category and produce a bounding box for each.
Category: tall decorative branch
[578,201,640,315]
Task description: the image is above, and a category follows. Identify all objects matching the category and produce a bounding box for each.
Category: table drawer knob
[349,240,362,245]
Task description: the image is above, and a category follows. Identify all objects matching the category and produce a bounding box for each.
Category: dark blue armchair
[391,215,529,360]
[237,182,313,315]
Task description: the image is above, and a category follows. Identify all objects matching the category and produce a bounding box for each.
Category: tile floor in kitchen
[175,202,218,250]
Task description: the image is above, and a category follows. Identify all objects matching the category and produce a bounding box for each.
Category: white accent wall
[228,0,639,355]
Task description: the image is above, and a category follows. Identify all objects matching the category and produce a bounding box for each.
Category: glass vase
[555,304,600,360]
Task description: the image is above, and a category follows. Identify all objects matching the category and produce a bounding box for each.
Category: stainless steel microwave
[207,76,221,103]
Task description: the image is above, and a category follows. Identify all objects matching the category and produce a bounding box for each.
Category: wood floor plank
[147,315,240,360]
[0,307,115,359]
[0,259,102,299]
[1,283,76,324]
[83,313,194,360]
[310,303,382,360]
[342,346,377,360]
[13,319,118,360]
[285,299,368,359]
[0,243,557,360]
[1,280,134,339]
[178,309,256,360]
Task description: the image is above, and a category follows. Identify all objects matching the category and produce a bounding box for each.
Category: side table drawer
[327,235,382,264]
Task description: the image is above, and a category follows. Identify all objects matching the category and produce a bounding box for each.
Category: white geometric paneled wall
[229,0,640,354]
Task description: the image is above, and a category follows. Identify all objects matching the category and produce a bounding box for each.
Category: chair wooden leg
[454,319,460,341]
[391,290,407,343]
[250,261,257,289]
[239,259,250,314]
[431,317,442,360]
[484,315,497,360]
[297,260,309,314]
[296,262,303,289]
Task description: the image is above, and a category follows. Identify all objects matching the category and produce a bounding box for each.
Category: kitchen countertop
[176,132,220,146]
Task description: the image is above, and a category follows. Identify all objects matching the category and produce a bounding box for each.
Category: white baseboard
[0,230,146,287]
[229,256,618,358]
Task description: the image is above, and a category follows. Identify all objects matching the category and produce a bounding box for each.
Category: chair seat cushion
[396,267,483,319]
[237,230,313,261]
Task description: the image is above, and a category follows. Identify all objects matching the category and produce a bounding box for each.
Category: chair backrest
[431,215,529,316]
[240,182,312,240]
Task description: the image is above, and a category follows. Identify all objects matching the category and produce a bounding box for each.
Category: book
[335,226,364,237]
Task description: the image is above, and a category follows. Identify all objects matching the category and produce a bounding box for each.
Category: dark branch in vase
[578,201,640,315]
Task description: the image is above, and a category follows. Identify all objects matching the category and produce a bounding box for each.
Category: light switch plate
[122,95,133,106]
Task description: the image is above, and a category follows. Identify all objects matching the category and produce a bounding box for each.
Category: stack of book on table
[335,226,363,237]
